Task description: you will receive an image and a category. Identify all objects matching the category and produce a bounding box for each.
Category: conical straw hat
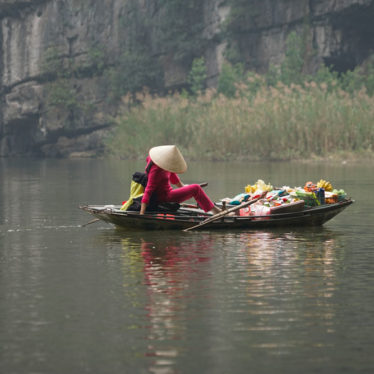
[149,145,187,174]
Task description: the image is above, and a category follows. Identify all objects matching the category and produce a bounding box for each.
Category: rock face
[0,0,373,157]
[0,0,124,157]
[231,0,374,73]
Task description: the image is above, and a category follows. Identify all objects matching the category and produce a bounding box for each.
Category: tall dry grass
[106,80,374,161]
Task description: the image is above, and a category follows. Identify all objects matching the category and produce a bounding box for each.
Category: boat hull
[80,199,353,231]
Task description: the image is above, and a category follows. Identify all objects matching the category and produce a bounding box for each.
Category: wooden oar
[183,193,265,232]
[81,218,100,227]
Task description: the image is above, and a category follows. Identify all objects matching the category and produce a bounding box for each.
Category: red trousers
[161,184,214,212]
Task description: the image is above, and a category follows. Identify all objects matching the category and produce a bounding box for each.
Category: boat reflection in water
[106,226,346,372]
[118,233,216,373]
[231,229,342,356]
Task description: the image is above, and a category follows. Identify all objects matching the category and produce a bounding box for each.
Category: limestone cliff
[0,0,373,157]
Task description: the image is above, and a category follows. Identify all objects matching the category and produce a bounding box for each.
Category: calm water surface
[0,159,373,374]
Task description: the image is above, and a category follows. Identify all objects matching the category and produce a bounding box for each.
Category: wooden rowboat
[80,198,353,231]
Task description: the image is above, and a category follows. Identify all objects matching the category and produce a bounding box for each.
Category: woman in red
[140,145,221,215]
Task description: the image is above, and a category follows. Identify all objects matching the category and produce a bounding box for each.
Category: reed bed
[106,81,374,161]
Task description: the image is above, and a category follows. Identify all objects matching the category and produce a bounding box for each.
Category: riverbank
[105,80,374,162]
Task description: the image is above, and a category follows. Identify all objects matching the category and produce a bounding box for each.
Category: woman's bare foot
[210,206,221,215]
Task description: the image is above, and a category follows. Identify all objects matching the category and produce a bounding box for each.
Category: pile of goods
[222,179,347,217]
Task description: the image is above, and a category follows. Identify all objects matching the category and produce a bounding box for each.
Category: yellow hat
[149,145,187,174]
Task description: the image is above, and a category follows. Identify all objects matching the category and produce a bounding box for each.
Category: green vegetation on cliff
[108,0,206,99]
[157,0,206,63]
[42,45,107,112]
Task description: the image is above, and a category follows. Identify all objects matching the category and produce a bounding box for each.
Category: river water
[0,158,373,374]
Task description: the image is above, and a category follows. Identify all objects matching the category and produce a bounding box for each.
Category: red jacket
[141,156,181,204]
